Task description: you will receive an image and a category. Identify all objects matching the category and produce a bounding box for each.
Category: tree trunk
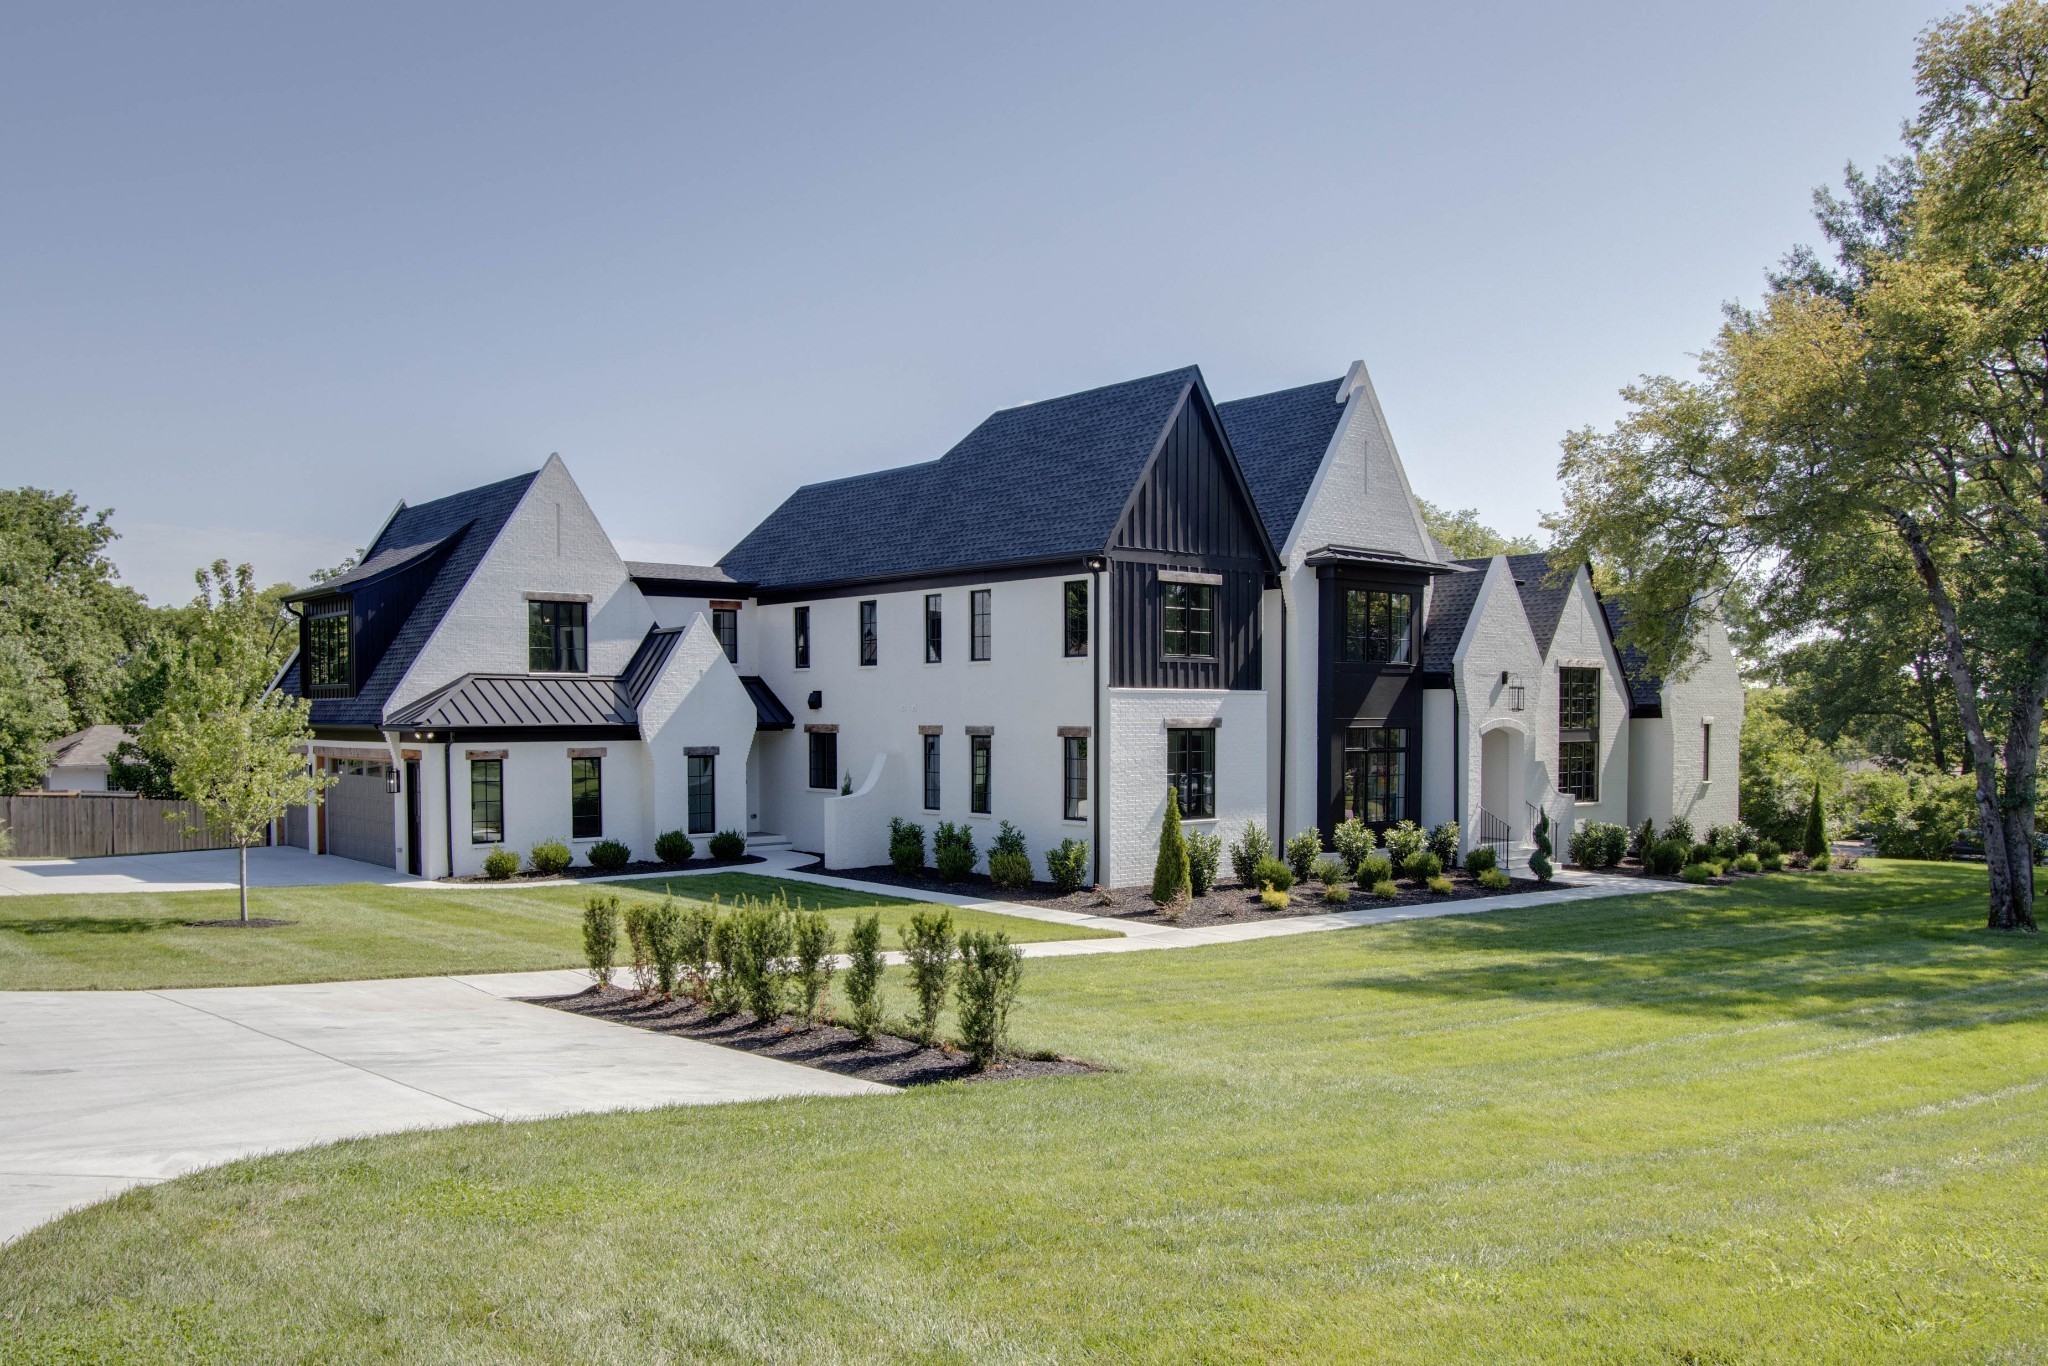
[239,843,249,925]
[1992,671,2044,932]
[1912,653,1950,773]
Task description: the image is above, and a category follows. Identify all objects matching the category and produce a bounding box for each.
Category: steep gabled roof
[1216,377,1346,551]
[1501,552,1576,654]
[1602,601,1665,717]
[627,561,741,591]
[1422,561,1490,673]
[310,467,539,728]
[719,367,1213,592]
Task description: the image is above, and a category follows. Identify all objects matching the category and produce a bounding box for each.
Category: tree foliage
[1418,499,1541,560]
[1546,2,2048,929]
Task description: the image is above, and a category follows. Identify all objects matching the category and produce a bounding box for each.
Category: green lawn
[0,872,1109,991]
[5,863,2046,1361]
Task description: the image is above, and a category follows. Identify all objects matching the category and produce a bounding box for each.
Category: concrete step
[745,833,793,851]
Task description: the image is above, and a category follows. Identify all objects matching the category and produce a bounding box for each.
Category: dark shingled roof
[1216,377,1346,551]
[1423,560,1490,672]
[627,561,740,590]
[283,531,459,602]
[719,367,1208,591]
[1602,601,1665,716]
[304,468,540,728]
[1502,552,1576,653]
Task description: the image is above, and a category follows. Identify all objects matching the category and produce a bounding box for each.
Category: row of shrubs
[886,817,1095,895]
[1570,812,1855,882]
[580,895,1025,1065]
[481,829,747,880]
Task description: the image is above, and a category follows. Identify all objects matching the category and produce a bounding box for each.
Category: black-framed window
[970,734,991,814]
[1558,667,1600,800]
[305,597,353,698]
[570,757,602,839]
[923,733,941,810]
[1064,580,1089,658]
[470,758,503,844]
[859,600,878,666]
[925,594,943,663]
[971,589,991,661]
[528,600,587,672]
[713,608,738,664]
[1162,583,1215,658]
[793,606,811,668]
[1702,722,1712,782]
[1339,589,1414,664]
[688,754,715,834]
[1342,727,1406,824]
[1166,727,1215,819]
[808,732,838,790]
[1063,735,1089,820]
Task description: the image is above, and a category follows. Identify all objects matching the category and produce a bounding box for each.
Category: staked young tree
[1547,1,2048,930]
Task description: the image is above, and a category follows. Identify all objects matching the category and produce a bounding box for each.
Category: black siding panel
[1315,567,1430,842]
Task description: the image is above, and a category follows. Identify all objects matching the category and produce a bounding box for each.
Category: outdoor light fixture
[386,769,401,794]
[808,690,823,710]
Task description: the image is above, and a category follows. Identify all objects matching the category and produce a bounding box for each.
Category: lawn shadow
[0,915,190,937]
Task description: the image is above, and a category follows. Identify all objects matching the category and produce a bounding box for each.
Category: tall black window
[1702,722,1712,782]
[305,598,353,698]
[1558,667,1600,800]
[470,758,503,844]
[712,608,738,664]
[970,734,992,814]
[1064,580,1089,657]
[688,754,715,834]
[923,733,941,810]
[570,756,602,839]
[1340,590,1414,664]
[808,731,838,790]
[971,589,991,661]
[1063,735,1089,820]
[1162,583,1215,658]
[925,594,943,663]
[528,600,587,672]
[859,600,878,666]
[1342,727,1406,824]
[793,606,811,668]
[1166,727,1215,819]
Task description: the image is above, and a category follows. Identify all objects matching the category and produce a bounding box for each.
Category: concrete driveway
[0,846,416,896]
[0,969,890,1243]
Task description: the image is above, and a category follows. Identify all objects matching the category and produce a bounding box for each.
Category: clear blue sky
[1,1,1948,604]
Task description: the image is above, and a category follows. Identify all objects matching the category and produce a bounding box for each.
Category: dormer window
[528,598,588,673]
[304,597,353,698]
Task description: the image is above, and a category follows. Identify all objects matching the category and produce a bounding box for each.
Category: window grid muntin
[925,594,943,663]
[1162,583,1215,658]
[1063,735,1088,820]
[793,606,811,669]
[970,734,992,814]
[713,608,738,664]
[923,734,941,810]
[1165,727,1215,819]
[808,732,838,790]
[687,754,716,834]
[305,598,353,698]
[570,756,602,839]
[528,600,588,673]
[1342,726,1407,825]
[1064,580,1089,657]
[970,589,991,661]
[1557,667,1600,800]
[1339,589,1414,664]
[470,758,504,844]
[858,600,878,666]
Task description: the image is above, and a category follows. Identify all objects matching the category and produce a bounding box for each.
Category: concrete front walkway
[0,971,888,1244]
[0,846,418,896]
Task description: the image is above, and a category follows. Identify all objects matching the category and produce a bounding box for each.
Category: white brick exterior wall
[1103,688,1269,888]
[1628,611,1744,834]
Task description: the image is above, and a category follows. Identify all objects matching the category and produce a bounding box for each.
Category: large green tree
[1418,500,1541,559]
[1548,1,2048,931]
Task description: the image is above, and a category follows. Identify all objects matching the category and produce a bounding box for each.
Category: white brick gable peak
[1280,360,1441,567]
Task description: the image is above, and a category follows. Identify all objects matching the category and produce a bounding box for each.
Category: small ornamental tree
[1803,777,1828,859]
[581,894,619,987]
[1152,785,1191,907]
[955,929,1024,1067]
[1529,809,1554,883]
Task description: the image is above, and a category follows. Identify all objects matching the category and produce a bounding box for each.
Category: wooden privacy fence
[0,792,246,859]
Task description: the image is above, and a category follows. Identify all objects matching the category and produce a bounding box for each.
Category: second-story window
[528,599,587,672]
[305,597,353,698]
[925,594,943,663]
[1064,580,1089,657]
[1558,666,1600,800]
[971,589,991,661]
[859,600,878,666]
[793,606,811,668]
[1162,583,1215,658]
[712,607,738,664]
[1340,589,1414,664]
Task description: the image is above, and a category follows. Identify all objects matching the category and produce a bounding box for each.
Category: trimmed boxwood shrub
[1228,820,1271,887]
[528,840,573,876]
[1259,886,1291,910]
[1322,882,1350,904]
[888,818,926,876]
[1403,850,1443,883]
[483,848,519,880]
[1426,874,1453,895]
[1463,845,1499,876]
[1312,855,1347,887]
[1284,828,1323,883]
[1688,842,1716,866]
[1370,879,1400,899]
[1679,862,1719,884]
[653,830,694,865]
[1356,854,1394,887]
[934,821,976,881]
[1731,852,1762,873]
[1186,831,1221,896]
[1645,838,1688,876]
[988,851,1033,889]
[1477,868,1512,891]
[1252,856,1293,892]
[586,838,631,872]
[708,829,747,861]
[1045,838,1089,894]
[1571,821,1628,868]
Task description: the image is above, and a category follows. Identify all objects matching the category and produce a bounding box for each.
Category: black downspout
[1091,564,1103,888]
[442,735,454,880]
[1452,683,1462,857]
[1277,583,1288,841]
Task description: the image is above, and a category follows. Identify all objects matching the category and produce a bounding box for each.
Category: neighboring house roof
[741,675,795,730]
[294,468,540,727]
[627,561,743,592]
[1422,562,1489,673]
[1215,377,1346,551]
[1602,601,1665,717]
[44,724,132,769]
[720,367,1222,592]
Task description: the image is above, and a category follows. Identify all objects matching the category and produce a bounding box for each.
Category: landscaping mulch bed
[438,854,765,885]
[185,917,296,928]
[532,984,1101,1087]
[799,861,1548,929]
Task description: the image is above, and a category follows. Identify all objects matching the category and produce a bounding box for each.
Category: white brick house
[273,362,1739,882]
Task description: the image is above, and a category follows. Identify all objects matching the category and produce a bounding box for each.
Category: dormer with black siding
[289,532,464,701]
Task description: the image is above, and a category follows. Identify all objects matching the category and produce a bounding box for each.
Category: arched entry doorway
[1478,722,1525,868]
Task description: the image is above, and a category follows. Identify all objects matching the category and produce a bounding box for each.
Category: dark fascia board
[1306,546,1471,575]
[1631,701,1666,719]
[387,724,644,744]
[1102,377,1283,574]
[634,577,758,598]
[309,725,392,743]
[1421,670,1454,688]
[749,554,1100,604]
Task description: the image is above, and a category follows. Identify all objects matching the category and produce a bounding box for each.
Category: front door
[404,759,422,876]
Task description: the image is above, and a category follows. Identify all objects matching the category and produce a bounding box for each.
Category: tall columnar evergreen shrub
[732,895,795,1021]
[622,901,656,994]
[1152,786,1191,907]
[988,820,1033,889]
[1228,820,1272,887]
[1185,830,1221,896]
[843,912,885,1042]
[581,894,619,987]
[1803,778,1828,859]
[900,907,956,1047]
[678,902,717,1002]
[708,913,745,1015]
[791,909,834,1025]
[955,929,1023,1067]
[645,898,683,997]
[1631,817,1656,862]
